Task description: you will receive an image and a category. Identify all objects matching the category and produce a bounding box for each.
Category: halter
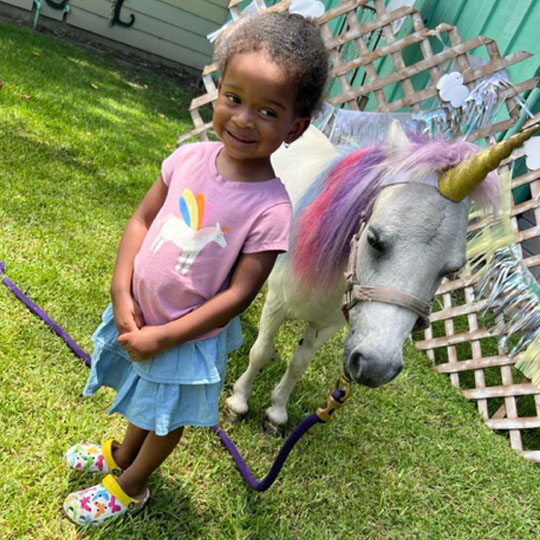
[341,224,432,332]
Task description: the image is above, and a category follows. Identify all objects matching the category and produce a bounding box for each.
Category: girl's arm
[117,250,279,361]
[111,176,168,334]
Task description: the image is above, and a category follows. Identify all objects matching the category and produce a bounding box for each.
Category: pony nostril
[347,350,363,379]
[346,349,403,387]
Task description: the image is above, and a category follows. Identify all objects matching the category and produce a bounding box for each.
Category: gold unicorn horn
[438,123,540,202]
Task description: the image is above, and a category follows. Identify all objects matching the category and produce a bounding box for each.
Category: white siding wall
[0,0,229,70]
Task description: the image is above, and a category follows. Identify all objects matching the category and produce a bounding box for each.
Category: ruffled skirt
[83,304,243,435]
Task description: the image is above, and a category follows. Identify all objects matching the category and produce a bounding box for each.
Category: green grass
[2,21,540,540]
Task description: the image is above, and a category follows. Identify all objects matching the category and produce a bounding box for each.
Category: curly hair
[214,12,329,117]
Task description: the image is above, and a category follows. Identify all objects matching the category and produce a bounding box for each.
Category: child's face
[213,51,309,166]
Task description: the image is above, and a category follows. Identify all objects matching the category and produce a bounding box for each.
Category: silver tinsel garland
[476,245,540,384]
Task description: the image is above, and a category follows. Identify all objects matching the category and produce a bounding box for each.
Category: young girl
[63,12,328,527]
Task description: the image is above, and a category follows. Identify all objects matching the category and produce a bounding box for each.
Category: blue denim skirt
[83,304,243,435]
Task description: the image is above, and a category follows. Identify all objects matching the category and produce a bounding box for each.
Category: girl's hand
[117,326,164,362]
[112,292,144,335]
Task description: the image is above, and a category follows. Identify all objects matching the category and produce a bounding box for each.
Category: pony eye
[366,229,384,252]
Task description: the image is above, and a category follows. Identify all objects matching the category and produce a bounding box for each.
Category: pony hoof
[225,408,244,424]
[262,418,285,437]
[224,395,249,416]
[222,403,245,423]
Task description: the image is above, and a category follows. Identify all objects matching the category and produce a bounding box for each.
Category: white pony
[151,214,227,274]
[226,122,535,427]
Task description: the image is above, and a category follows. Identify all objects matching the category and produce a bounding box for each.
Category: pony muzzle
[344,347,403,387]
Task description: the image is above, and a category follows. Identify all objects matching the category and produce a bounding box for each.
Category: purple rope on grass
[212,388,346,492]
[0,261,92,366]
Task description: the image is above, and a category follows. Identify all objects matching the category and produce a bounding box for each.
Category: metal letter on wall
[111,0,135,28]
[45,0,69,8]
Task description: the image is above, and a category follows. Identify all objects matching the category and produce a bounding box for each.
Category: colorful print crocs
[65,439,123,476]
[63,473,149,527]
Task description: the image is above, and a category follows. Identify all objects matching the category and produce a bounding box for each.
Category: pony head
[290,121,532,289]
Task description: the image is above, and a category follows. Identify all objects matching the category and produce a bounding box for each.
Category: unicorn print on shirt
[150,188,228,274]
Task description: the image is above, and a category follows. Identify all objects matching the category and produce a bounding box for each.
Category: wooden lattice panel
[178,0,536,144]
[178,0,540,460]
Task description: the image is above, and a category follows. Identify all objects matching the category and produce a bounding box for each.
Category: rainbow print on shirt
[150,188,228,274]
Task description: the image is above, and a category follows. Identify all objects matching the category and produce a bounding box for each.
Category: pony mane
[291,137,500,289]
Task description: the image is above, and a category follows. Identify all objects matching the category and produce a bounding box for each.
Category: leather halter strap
[341,229,432,331]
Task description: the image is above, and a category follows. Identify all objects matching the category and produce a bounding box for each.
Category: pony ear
[383,120,410,157]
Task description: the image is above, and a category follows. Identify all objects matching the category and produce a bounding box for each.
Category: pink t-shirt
[132,142,292,337]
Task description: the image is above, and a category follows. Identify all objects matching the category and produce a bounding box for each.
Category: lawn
[1,20,540,540]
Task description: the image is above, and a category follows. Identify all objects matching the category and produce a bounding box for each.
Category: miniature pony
[226,122,535,427]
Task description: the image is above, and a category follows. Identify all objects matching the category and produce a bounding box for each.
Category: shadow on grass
[64,469,203,538]
[1,22,194,119]
[3,128,157,230]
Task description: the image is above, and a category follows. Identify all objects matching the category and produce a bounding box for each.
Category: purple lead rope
[212,416,322,491]
[1,260,348,491]
[0,262,92,366]
[212,388,346,491]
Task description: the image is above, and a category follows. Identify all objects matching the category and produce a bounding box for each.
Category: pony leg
[265,323,342,426]
[225,289,287,417]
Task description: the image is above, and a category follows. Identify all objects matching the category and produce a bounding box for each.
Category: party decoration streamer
[476,245,540,386]
[456,150,540,387]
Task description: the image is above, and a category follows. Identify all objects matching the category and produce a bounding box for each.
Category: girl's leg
[116,426,184,499]
[113,422,149,469]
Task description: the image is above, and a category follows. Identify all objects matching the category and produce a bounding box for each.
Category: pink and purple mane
[291,137,500,288]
